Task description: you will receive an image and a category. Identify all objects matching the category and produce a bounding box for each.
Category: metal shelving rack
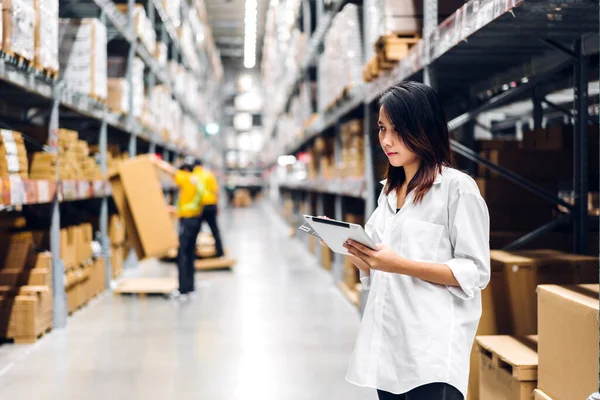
[267,0,599,311]
[0,0,222,328]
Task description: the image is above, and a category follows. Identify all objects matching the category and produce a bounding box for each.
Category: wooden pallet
[375,33,420,62]
[113,277,177,296]
[476,335,538,381]
[1,50,35,71]
[194,257,236,271]
[10,325,52,345]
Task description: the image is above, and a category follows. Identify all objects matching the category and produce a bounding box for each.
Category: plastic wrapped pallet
[155,40,167,66]
[163,0,181,27]
[107,56,144,117]
[2,0,35,61]
[115,4,156,54]
[58,18,107,100]
[0,130,28,179]
[34,0,58,74]
[107,78,130,114]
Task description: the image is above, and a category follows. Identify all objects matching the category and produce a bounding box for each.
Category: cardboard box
[468,264,514,400]
[477,147,572,180]
[0,232,34,270]
[2,0,36,60]
[109,214,126,246]
[77,223,93,264]
[34,0,59,72]
[476,178,559,206]
[110,245,124,279]
[537,284,599,400]
[109,155,178,259]
[522,125,566,151]
[115,4,155,54]
[532,389,553,400]
[0,268,51,287]
[491,250,598,335]
[476,335,538,400]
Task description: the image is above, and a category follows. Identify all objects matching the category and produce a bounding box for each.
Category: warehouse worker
[153,155,204,298]
[343,82,490,400]
[195,160,225,258]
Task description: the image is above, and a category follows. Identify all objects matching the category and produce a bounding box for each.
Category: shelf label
[78,181,91,199]
[9,175,25,206]
[62,181,77,200]
[37,180,51,203]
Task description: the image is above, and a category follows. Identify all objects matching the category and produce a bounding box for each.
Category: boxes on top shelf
[58,18,107,100]
[537,284,599,400]
[33,0,58,74]
[489,249,599,336]
[2,0,36,61]
[115,4,156,54]
[154,41,168,66]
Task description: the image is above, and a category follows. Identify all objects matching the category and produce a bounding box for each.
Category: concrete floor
[0,203,376,400]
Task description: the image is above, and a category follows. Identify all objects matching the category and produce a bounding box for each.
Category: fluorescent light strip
[244,0,258,68]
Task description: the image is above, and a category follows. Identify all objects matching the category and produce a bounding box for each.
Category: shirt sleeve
[444,188,490,300]
[174,170,187,186]
[207,173,219,194]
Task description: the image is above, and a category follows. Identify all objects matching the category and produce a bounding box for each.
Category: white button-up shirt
[346,167,490,398]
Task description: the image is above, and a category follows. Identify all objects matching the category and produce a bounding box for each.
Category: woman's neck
[403,161,420,184]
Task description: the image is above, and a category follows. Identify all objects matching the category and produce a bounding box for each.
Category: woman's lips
[386,152,398,156]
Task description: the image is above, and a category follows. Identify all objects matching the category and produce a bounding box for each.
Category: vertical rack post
[99,118,112,288]
[127,0,137,156]
[50,84,67,328]
[573,38,589,255]
[423,0,438,89]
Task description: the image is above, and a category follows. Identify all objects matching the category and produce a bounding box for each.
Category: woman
[344,82,490,400]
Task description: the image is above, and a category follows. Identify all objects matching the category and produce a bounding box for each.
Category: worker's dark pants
[200,205,224,257]
[177,216,201,294]
[377,383,463,400]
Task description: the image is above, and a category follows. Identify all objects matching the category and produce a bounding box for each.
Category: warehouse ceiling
[205,0,269,66]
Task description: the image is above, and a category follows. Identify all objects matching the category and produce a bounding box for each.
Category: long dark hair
[379,81,453,203]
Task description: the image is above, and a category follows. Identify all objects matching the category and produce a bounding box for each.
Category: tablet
[303,215,377,255]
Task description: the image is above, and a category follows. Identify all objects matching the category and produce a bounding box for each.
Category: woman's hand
[344,240,402,272]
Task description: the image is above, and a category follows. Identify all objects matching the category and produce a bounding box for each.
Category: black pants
[199,205,224,257]
[377,383,463,400]
[177,216,202,294]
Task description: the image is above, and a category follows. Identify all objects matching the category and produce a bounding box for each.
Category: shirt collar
[382,169,444,211]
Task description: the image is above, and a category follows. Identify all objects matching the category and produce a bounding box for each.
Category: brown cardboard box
[0,232,34,270]
[491,250,598,335]
[537,284,599,400]
[77,223,93,264]
[109,214,126,245]
[110,246,123,279]
[532,389,553,400]
[476,335,538,400]
[476,178,559,206]
[0,268,51,287]
[477,147,571,180]
[522,125,566,151]
[109,155,178,259]
[468,265,513,400]
[487,205,555,232]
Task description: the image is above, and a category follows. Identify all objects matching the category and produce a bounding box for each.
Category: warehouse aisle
[0,203,375,400]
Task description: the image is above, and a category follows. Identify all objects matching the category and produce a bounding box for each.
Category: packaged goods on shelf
[107,78,130,114]
[109,155,178,259]
[33,0,58,74]
[0,130,28,179]
[107,56,144,117]
[2,0,35,61]
[180,21,201,72]
[163,0,181,28]
[58,18,107,100]
[318,4,363,110]
[115,4,156,54]
[233,189,252,208]
[489,249,598,336]
[538,284,599,400]
[155,41,167,66]
[475,335,538,400]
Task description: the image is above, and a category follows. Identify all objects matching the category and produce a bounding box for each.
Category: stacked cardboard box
[233,189,252,208]
[155,41,167,66]
[339,120,364,178]
[58,18,107,100]
[33,0,58,74]
[0,130,28,179]
[107,56,144,117]
[116,4,155,54]
[536,284,598,400]
[2,0,36,61]
[0,228,53,343]
[65,257,105,314]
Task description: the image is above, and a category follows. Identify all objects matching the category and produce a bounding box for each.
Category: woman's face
[378,106,419,168]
